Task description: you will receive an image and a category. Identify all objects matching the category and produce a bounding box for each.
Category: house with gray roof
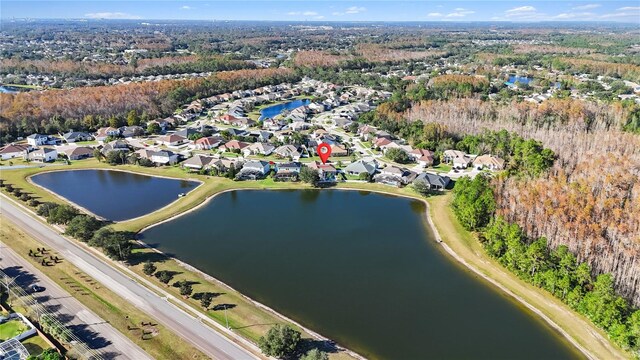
[274,162,301,181]
[182,154,215,170]
[344,160,377,176]
[414,172,451,190]
[63,131,93,143]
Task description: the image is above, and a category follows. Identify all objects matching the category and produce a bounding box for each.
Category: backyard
[0,319,27,341]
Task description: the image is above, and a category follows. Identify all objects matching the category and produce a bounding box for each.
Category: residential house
[0,144,29,160]
[219,140,249,152]
[194,136,224,150]
[157,134,187,147]
[274,162,301,181]
[410,149,435,167]
[263,118,284,131]
[27,134,61,147]
[248,131,273,143]
[101,139,129,155]
[274,145,302,161]
[224,128,247,137]
[219,114,240,125]
[413,172,451,190]
[119,126,145,138]
[443,150,474,169]
[95,127,121,142]
[331,143,349,157]
[182,154,215,171]
[63,131,93,143]
[358,125,376,141]
[289,121,311,132]
[174,128,200,139]
[473,154,506,170]
[28,148,58,162]
[238,160,271,179]
[210,158,244,173]
[308,161,337,182]
[135,149,179,166]
[374,165,417,187]
[63,146,94,160]
[334,118,353,130]
[274,130,294,142]
[243,142,275,156]
[343,160,377,177]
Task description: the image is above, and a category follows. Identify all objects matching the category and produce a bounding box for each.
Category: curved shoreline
[19,166,617,359]
[27,167,203,223]
[137,186,597,360]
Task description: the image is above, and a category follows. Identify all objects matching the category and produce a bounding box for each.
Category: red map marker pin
[317,142,331,164]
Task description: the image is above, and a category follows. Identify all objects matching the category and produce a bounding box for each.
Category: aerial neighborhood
[0,78,504,190]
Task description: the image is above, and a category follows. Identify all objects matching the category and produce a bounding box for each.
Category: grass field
[0,319,27,341]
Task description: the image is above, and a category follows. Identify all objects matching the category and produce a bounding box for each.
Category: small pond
[31,169,199,221]
[259,99,311,120]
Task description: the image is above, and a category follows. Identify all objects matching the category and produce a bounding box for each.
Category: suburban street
[0,243,152,360]
[0,198,257,360]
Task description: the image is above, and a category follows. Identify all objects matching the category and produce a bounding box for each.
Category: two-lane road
[0,198,256,360]
[0,244,152,360]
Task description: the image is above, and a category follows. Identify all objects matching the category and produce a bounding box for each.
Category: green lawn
[430,164,452,173]
[221,152,240,158]
[74,140,98,146]
[0,320,27,341]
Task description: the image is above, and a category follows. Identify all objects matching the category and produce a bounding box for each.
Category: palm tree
[93,148,103,162]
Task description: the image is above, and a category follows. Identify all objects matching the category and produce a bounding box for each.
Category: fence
[0,269,104,360]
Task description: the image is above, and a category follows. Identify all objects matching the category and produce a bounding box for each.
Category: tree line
[0,68,299,144]
[452,175,640,355]
[36,202,134,261]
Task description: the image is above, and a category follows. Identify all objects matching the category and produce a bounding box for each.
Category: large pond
[259,99,311,120]
[141,190,583,360]
[31,170,199,221]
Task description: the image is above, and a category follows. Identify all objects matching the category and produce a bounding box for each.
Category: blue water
[259,99,311,120]
[506,75,532,86]
[0,86,19,94]
[31,170,200,221]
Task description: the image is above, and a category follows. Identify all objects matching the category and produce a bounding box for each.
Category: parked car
[28,284,45,293]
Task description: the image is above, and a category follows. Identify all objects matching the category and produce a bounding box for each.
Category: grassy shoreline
[0,159,627,359]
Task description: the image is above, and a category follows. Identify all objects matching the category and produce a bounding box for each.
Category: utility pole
[224,306,230,330]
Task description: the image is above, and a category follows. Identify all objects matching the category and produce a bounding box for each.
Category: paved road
[0,244,152,360]
[0,198,256,360]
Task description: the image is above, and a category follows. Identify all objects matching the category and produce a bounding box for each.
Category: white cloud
[572,4,600,10]
[553,12,595,20]
[315,15,325,20]
[506,6,536,14]
[617,6,640,11]
[503,6,544,20]
[345,6,366,14]
[84,12,141,19]
[446,9,475,18]
[287,11,320,17]
[600,11,640,19]
[428,8,475,19]
[181,6,192,10]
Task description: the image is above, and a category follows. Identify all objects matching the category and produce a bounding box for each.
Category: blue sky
[2,1,639,22]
